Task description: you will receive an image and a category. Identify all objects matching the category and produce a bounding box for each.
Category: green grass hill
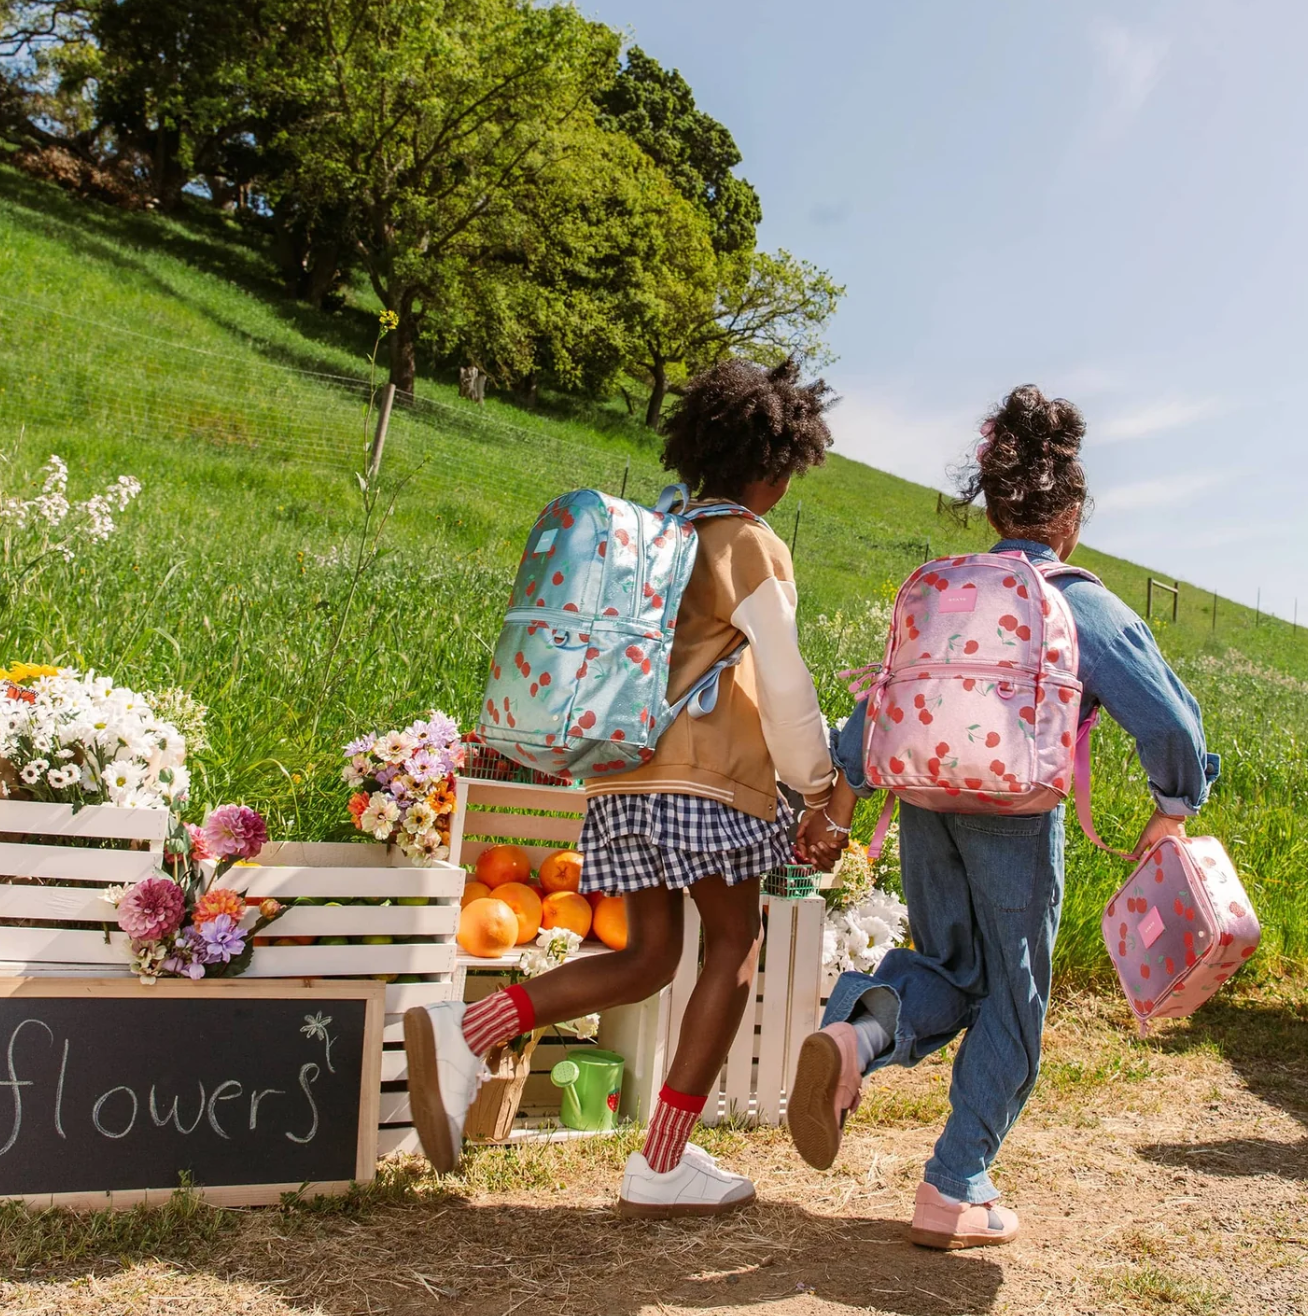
[1,161,1304,980]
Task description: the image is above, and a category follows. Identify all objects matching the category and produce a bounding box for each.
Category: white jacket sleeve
[730,576,835,808]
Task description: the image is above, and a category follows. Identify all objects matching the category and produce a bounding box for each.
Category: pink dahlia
[117,877,186,941]
[186,822,213,863]
[202,804,268,860]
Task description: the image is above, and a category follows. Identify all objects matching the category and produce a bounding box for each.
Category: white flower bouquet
[821,887,910,991]
[0,664,189,808]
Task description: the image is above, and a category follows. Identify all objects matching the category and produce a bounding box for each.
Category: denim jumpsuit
[824,539,1219,1203]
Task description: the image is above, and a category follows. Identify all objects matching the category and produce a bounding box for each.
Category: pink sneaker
[907,1182,1020,1250]
[787,1023,862,1170]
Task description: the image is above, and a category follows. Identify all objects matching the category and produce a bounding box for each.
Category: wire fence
[0,292,1299,638]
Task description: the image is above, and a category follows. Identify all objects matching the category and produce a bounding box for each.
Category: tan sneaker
[907,1182,1020,1249]
[787,1023,863,1170]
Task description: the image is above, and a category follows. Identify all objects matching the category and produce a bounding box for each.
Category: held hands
[1133,807,1187,861]
[795,809,848,873]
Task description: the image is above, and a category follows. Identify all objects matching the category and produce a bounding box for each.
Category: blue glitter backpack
[477,484,756,783]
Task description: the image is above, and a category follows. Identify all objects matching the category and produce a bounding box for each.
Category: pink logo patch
[1138,905,1166,949]
[938,591,978,613]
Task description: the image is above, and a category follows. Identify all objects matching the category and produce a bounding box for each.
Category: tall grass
[1,162,1303,983]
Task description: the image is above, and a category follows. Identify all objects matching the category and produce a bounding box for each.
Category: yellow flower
[378,309,399,332]
[0,662,58,684]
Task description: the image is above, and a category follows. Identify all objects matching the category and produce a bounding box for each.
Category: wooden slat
[0,800,168,841]
[0,884,123,921]
[6,1180,363,1211]
[383,980,458,1015]
[0,842,159,884]
[377,1125,421,1157]
[462,780,585,812]
[783,898,826,1120]
[0,890,456,935]
[258,840,393,867]
[381,1047,409,1082]
[245,942,457,978]
[265,906,458,937]
[755,901,795,1124]
[0,929,457,976]
[461,810,583,844]
[377,1089,412,1124]
[228,865,462,900]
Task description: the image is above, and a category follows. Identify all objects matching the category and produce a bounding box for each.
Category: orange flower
[428,780,457,816]
[348,791,370,826]
[193,887,246,928]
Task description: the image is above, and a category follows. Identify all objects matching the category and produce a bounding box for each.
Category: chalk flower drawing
[302,1012,336,1073]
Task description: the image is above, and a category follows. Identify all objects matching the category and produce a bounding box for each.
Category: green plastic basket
[762,864,819,899]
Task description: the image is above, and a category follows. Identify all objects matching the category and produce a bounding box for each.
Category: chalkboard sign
[0,978,384,1208]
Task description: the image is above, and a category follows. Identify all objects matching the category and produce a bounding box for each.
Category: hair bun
[953,384,1090,537]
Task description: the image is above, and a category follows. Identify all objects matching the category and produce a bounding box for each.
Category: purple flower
[117,877,186,941]
[202,804,268,860]
[197,913,245,962]
[343,733,377,755]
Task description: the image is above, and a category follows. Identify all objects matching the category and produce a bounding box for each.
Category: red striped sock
[642,1086,707,1174]
[461,985,535,1057]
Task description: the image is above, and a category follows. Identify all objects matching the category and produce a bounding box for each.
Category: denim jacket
[832,538,1219,816]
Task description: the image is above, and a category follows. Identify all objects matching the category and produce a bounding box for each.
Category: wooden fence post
[368,383,396,483]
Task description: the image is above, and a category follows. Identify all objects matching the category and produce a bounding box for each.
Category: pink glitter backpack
[857,551,1099,830]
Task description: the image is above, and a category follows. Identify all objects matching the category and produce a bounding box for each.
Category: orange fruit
[475,844,532,889]
[541,890,592,939]
[494,881,543,944]
[591,895,628,951]
[539,849,583,894]
[458,897,518,958]
[461,879,491,908]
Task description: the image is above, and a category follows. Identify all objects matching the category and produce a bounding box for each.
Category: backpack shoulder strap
[1073,710,1135,859]
[1036,561,1104,587]
[653,484,761,526]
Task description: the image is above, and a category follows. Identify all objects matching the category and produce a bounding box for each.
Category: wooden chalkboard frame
[0,977,385,1210]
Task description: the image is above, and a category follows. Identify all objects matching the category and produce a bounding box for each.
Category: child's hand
[796,810,846,872]
[1133,808,1187,860]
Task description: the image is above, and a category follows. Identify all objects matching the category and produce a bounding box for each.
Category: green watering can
[550,1049,625,1132]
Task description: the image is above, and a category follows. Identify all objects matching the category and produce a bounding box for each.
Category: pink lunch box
[1102,835,1260,1034]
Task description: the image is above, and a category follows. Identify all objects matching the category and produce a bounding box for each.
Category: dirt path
[3,991,1306,1316]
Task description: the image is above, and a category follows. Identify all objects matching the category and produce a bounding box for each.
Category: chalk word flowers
[342,711,463,863]
[104,804,285,983]
[0,665,190,807]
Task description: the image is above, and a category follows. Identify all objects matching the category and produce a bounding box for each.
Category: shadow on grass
[3,1188,1006,1315]
[1137,995,1308,1182]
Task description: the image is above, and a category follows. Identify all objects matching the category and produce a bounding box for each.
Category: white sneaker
[617,1150,757,1219]
[403,1001,485,1173]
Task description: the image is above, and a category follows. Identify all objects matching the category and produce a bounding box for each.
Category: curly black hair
[660,358,835,497]
[955,384,1091,537]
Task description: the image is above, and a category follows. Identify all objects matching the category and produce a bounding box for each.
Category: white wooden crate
[0,803,462,1161]
[449,777,825,1130]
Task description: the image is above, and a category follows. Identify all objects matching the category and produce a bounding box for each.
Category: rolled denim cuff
[1150,790,1200,818]
[1149,753,1220,818]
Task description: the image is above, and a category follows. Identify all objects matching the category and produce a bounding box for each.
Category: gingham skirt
[577,791,795,895]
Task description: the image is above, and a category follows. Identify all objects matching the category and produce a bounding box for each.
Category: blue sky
[583,0,1305,620]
